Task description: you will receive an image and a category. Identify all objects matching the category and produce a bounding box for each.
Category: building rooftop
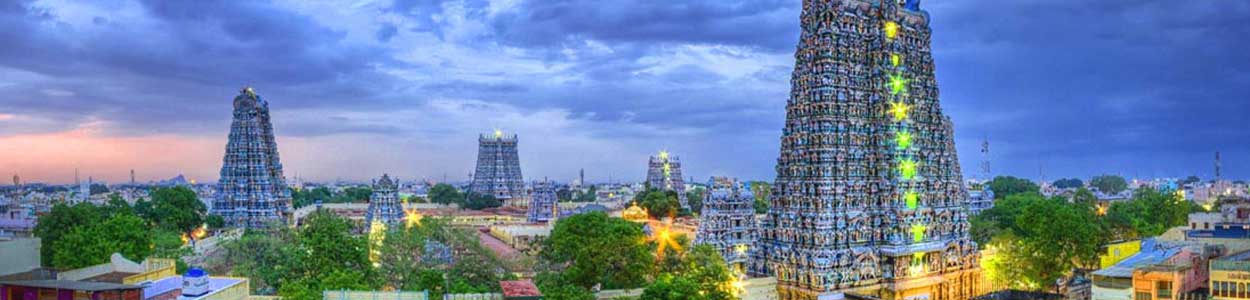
[499,280,541,298]
[0,280,140,292]
[1091,239,1185,278]
[141,275,245,300]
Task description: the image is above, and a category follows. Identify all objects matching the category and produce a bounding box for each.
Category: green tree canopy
[146,186,207,234]
[1052,178,1084,189]
[987,176,1040,199]
[1090,175,1129,195]
[640,190,681,219]
[541,212,651,289]
[686,187,706,215]
[50,213,153,269]
[979,193,1102,290]
[1105,187,1188,237]
[749,182,771,214]
[463,193,502,210]
[428,184,462,205]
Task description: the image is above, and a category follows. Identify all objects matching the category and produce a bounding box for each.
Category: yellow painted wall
[1100,240,1142,269]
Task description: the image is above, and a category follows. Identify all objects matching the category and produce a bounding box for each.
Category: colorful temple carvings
[470,130,526,202]
[750,0,979,299]
[646,151,688,210]
[527,180,558,223]
[211,87,293,228]
[695,176,758,271]
[366,174,403,231]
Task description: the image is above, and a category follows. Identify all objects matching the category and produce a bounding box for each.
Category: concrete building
[1210,250,1250,299]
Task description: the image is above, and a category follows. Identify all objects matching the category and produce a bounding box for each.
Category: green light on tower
[890,73,907,95]
[896,130,912,149]
[911,223,926,242]
[905,190,919,210]
[899,158,917,180]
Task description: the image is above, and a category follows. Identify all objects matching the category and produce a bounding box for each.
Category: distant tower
[366,174,403,231]
[130,169,136,185]
[212,87,293,228]
[469,130,525,202]
[74,168,80,186]
[1216,151,1222,180]
[79,176,91,202]
[12,174,18,187]
[528,180,558,223]
[579,168,585,187]
[981,137,991,180]
[694,176,757,271]
[645,150,688,210]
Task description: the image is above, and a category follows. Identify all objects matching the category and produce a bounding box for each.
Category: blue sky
[1,0,1248,184]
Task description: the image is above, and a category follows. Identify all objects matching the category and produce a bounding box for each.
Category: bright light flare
[885,21,899,40]
[888,101,910,121]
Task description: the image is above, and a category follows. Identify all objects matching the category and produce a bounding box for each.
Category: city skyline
[2,0,1249,184]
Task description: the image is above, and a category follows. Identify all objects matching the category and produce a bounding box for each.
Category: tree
[541,212,651,289]
[641,274,705,300]
[981,193,1102,290]
[1090,175,1128,195]
[749,182,771,214]
[686,187,706,214]
[376,227,427,290]
[331,186,373,204]
[463,193,502,210]
[1071,188,1097,208]
[291,187,333,208]
[556,188,574,202]
[1105,187,1188,237]
[575,185,598,203]
[50,213,153,269]
[1180,176,1201,185]
[147,186,207,235]
[428,184,462,205]
[1052,178,1084,189]
[640,190,681,219]
[987,176,1040,199]
[206,215,226,230]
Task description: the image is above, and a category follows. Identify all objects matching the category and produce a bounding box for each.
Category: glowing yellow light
[735,244,749,255]
[899,159,917,180]
[911,223,926,242]
[888,101,910,121]
[726,272,747,297]
[896,130,912,149]
[368,220,387,267]
[192,224,208,239]
[909,252,925,276]
[904,190,918,210]
[1097,205,1107,216]
[493,129,503,138]
[885,21,898,40]
[404,208,423,229]
[651,221,683,259]
[658,150,669,160]
[891,54,901,67]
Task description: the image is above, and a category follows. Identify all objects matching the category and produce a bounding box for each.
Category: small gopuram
[645,150,688,209]
[366,174,403,231]
[694,176,757,271]
[527,180,558,223]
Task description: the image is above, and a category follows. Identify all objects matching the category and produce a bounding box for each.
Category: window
[1156,281,1172,299]
[1135,292,1152,300]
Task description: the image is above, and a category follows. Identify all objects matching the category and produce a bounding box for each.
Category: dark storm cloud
[490,0,797,51]
[927,0,1250,178]
[2,0,1247,181]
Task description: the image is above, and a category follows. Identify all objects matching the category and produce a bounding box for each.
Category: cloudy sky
[1,0,1248,185]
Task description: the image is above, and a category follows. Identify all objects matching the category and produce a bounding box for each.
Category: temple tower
[694,176,757,272]
[645,151,688,210]
[528,180,558,223]
[751,1,980,299]
[366,174,403,231]
[212,87,293,228]
[469,130,525,202]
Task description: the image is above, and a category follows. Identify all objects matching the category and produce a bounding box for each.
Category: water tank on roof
[182,268,210,297]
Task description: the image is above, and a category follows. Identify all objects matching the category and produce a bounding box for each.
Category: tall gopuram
[694,176,757,272]
[750,1,981,299]
[469,130,525,202]
[645,151,688,210]
[527,180,558,223]
[366,174,403,231]
[212,87,293,228]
